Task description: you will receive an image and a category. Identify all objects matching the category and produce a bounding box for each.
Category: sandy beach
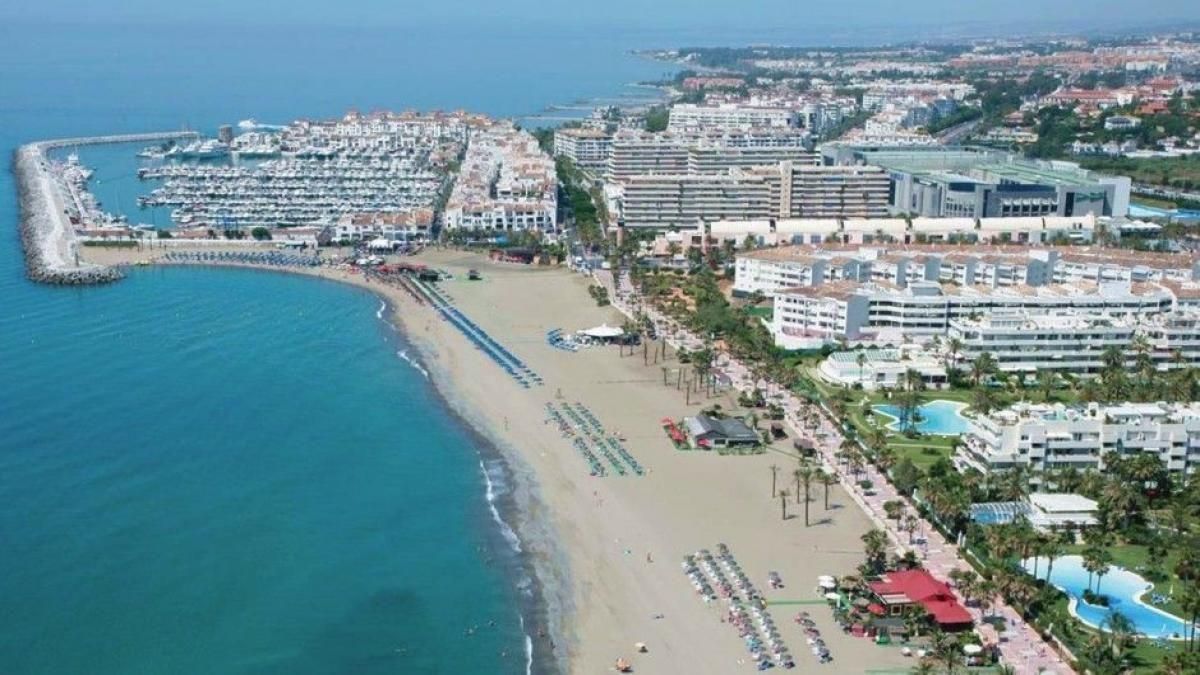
[84,244,912,674]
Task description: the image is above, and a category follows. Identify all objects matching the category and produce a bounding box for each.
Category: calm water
[0,14,948,674]
[0,19,680,675]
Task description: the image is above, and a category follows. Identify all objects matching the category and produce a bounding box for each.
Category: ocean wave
[520,615,533,675]
[482,459,537,674]
[480,458,523,555]
[395,350,430,379]
[375,299,385,319]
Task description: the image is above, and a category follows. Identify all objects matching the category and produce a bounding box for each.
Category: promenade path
[595,269,1074,675]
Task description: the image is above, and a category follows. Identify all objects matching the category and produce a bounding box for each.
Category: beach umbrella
[962,644,983,655]
[824,592,840,601]
[818,580,837,590]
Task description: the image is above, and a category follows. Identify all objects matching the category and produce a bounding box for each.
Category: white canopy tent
[581,324,624,339]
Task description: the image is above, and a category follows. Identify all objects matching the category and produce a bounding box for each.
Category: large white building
[552,127,613,173]
[733,242,1200,297]
[604,129,814,183]
[769,279,1183,350]
[667,103,800,131]
[615,163,889,228]
[946,310,1200,375]
[958,402,1200,477]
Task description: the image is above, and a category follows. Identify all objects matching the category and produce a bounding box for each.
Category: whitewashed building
[958,402,1200,476]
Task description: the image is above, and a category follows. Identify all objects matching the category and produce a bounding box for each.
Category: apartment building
[605,129,813,183]
[769,279,1178,348]
[947,310,1200,376]
[667,103,800,131]
[957,402,1200,476]
[443,124,558,232]
[615,163,890,228]
[552,127,613,173]
[732,243,1199,297]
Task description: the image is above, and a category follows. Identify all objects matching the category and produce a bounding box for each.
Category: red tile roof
[868,569,973,626]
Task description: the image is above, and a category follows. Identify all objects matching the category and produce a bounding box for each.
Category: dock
[14,131,196,285]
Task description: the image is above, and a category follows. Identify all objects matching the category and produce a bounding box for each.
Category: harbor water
[0,19,675,675]
[0,14,931,675]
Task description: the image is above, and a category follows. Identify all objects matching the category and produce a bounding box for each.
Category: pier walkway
[15,131,195,285]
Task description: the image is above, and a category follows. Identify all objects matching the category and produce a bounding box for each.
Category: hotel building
[958,402,1200,476]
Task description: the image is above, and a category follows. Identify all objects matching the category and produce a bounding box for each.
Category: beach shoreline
[82,247,914,674]
[111,258,573,674]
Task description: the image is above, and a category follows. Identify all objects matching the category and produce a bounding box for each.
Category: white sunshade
[962,644,983,655]
[818,580,837,589]
[581,324,624,338]
[823,592,840,601]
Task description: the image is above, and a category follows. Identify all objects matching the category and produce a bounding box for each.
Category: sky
[4,0,1198,36]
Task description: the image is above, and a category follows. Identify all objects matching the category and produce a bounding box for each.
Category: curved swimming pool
[1021,555,1195,640]
[872,400,970,436]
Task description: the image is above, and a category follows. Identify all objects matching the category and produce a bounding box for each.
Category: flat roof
[1029,493,1099,513]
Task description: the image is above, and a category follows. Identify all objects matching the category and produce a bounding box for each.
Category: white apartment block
[667,103,800,131]
[604,129,813,183]
[333,209,434,242]
[615,163,889,228]
[958,402,1200,476]
[444,123,558,232]
[732,242,1199,297]
[552,127,613,173]
[947,310,1200,376]
[769,279,1181,348]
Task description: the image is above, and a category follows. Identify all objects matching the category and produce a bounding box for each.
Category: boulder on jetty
[13,143,123,285]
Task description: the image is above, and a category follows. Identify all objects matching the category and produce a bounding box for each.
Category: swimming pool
[872,400,971,436]
[1021,555,1195,640]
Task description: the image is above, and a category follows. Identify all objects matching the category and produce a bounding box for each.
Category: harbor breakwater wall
[14,131,197,285]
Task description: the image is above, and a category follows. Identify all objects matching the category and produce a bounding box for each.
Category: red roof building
[867,569,973,630]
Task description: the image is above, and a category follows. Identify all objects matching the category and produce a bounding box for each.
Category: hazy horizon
[4,0,1199,43]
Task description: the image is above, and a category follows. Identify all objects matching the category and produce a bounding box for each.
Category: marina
[135,111,474,228]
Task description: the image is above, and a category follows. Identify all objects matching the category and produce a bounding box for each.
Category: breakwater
[14,131,197,285]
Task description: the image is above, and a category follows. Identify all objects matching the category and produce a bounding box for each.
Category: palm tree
[945,336,963,372]
[769,463,779,498]
[1037,369,1056,402]
[856,350,867,385]
[1178,582,1200,652]
[1042,538,1063,586]
[970,352,997,386]
[779,489,791,521]
[861,528,888,572]
[821,470,836,510]
[970,386,995,415]
[883,499,905,528]
[1082,546,1112,594]
[903,513,919,544]
[796,465,816,526]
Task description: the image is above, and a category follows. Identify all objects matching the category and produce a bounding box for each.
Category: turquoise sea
[0,19,682,675]
[0,15,936,675]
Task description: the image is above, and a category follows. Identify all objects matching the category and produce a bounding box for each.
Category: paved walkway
[597,270,1074,675]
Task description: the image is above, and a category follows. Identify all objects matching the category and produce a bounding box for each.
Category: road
[936,118,981,145]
